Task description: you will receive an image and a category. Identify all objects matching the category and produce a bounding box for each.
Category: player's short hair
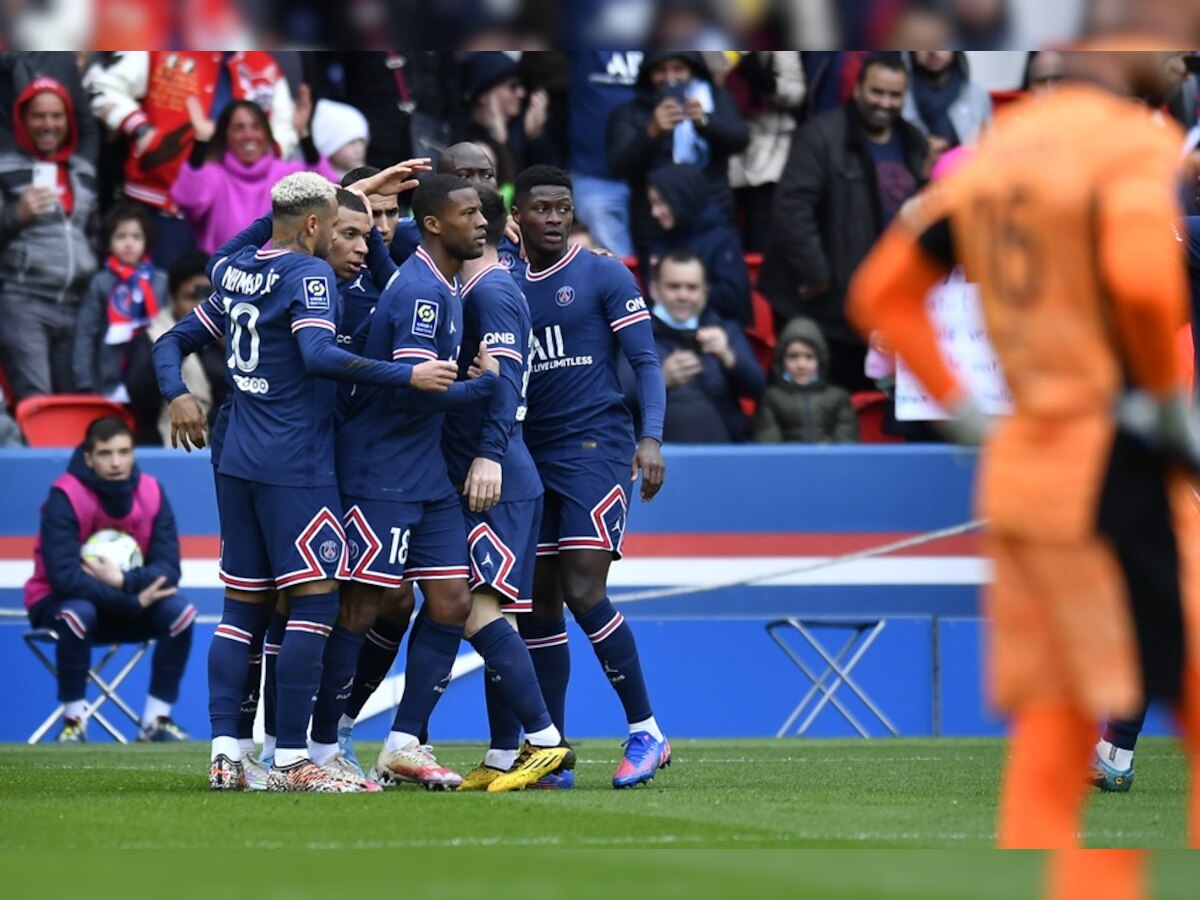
[654,249,706,283]
[101,201,154,253]
[168,251,211,298]
[477,187,508,246]
[411,174,474,234]
[334,188,368,215]
[340,165,381,188]
[514,165,573,206]
[84,416,133,452]
[858,51,907,86]
[271,172,337,220]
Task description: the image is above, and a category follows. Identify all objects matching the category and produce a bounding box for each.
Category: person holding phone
[607,52,748,262]
[0,75,99,402]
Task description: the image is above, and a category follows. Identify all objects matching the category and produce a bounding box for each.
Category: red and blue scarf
[103,255,159,345]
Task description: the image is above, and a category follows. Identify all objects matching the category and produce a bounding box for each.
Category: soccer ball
[81,529,143,572]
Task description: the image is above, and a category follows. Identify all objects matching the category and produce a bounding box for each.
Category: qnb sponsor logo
[233,374,270,395]
[336,333,353,346]
[484,331,517,345]
[530,325,593,372]
[625,296,647,313]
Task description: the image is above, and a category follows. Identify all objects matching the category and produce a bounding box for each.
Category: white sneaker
[372,744,462,790]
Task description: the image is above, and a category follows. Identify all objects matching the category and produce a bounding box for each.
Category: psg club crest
[319,540,340,564]
[346,539,360,562]
[555,285,576,307]
[498,249,517,270]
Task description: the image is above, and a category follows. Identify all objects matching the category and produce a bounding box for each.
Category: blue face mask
[652,301,699,331]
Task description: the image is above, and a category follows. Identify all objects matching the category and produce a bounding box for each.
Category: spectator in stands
[303,52,459,170]
[803,51,873,117]
[901,52,993,158]
[1023,51,1068,96]
[85,51,296,268]
[0,76,98,402]
[461,52,557,189]
[883,2,955,49]
[646,163,752,323]
[759,52,927,393]
[567,51,643,258]
[23,416,194,743]
[125,252,224,447]
[753,318,858,444]
[311,99,370,182]
[623,250,764,444]
[73,203,167,406]
[0,51,98,161]
[726,51,806,255]
[607,50,748,256]
[171,93,335,255]
[947,0,1012,49]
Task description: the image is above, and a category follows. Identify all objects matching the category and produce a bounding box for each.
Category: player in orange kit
[847,49,1200,898]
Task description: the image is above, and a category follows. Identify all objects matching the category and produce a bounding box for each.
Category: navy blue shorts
[463,496,542,614]
[536,456,631,560]
[217,474,348,591]
[341,494,469,587]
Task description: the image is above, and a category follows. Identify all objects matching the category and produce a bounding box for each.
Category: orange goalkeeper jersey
[849,83,1189,542]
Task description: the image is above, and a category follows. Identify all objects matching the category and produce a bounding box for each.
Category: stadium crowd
[0,47,1197,449]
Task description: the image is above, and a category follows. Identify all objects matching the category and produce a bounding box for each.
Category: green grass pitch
[2,737,1197,898]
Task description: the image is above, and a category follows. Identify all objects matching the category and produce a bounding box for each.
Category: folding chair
[23,628,152,744]
[767,618,899,739]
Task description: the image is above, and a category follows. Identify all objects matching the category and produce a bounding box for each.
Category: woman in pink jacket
[171,88,337,254]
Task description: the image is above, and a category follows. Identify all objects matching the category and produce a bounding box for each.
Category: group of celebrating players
[153,142,671,794]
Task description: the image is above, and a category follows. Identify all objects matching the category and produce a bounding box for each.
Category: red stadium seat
[851,391,904,445]
[15,395,136,448]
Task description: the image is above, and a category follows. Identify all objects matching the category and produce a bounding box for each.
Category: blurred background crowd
[0,41,1195,450]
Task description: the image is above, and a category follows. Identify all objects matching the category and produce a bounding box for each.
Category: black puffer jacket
[758,104,927,343]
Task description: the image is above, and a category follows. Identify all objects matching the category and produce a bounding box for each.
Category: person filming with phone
[607,52,748,264]
[621,250,764,445]
[0,76,98,402]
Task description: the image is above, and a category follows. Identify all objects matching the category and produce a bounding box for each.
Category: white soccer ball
[81,529,143,572]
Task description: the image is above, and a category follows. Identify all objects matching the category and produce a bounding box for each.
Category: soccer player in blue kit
[442,187,577,792]
[513,165,671,788]
[201,172,455,793]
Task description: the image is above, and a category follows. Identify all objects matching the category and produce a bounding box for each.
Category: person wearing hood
[901,51,993,159]
[646,163,752,323]
[622,250,764,444]
[23,416,193,743]
[461,52,558,190]
[171,93,336,255]
[607,50,748,254]
[753,318,858,444]
[0,75,99,402]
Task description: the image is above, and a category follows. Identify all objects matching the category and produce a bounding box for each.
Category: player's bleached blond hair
[271,171,337,219]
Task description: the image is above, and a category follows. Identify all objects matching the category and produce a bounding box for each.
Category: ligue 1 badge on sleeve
[303,276,330,311]
[413,299,440,338]
[555,285,575,307]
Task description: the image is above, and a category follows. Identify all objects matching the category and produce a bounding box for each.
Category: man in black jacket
[607,50,748,256]
[760,52,928,392]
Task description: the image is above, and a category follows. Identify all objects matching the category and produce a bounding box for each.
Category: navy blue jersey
[521,244,665,461]
[390,218,422,265]
[338,247,497,502]
[443,264,541,502]
[212,247,343,487]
